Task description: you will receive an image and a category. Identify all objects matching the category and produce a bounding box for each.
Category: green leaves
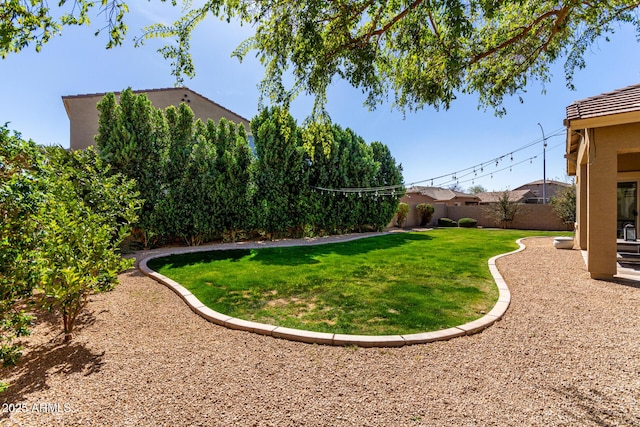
[251,107,308,236]
[3,1,640,113]
[0,125,42,366]
[34,146,140,342]
[1,0,130,57]
[551,183,576,225]
[95,96,402,243]
[1,127,140,358]
[304,119,403,234]
[97,90,255,245]
[151,0,639,114]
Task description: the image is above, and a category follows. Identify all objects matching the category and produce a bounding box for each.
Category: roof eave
[566,110,640,131]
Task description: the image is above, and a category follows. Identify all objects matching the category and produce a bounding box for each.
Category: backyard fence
[393,203,573,231]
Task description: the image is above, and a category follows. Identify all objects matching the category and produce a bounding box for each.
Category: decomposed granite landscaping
[1,236,638,426]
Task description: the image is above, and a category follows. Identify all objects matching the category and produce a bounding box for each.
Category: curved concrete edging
[137,235,527,348]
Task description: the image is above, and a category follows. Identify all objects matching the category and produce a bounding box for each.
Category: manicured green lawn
[148,229,567,335]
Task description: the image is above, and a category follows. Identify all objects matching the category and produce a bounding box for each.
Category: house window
[617,182,638,239]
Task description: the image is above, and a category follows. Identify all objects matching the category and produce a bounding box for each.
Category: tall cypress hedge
[96,92,403,246]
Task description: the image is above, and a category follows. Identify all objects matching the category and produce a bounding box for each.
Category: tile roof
[566,83,640,121]
[475,190,534,204]
[406,186,477,201]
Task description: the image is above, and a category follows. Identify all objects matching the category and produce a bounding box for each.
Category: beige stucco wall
[399,193,436,227]
[574,122,640,278]
[447,204,571,230]
[64,88,251,150]
[619,152,640,172]
[576,163,588,250]
[390,201,569,230]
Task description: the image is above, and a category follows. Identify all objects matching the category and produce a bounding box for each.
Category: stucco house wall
[565,83,640,279]
[63,87,251,150]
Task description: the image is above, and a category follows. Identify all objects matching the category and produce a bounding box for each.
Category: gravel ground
[1,236,639,426]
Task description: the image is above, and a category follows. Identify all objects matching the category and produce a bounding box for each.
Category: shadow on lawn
[148,232,434,268]
[250,232,433,266]
[147,248,251,270]
[0,310,105,409]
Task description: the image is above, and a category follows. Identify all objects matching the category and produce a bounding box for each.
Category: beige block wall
[398,194,437,227]
[391,202,570,231]
[447,204,572,230]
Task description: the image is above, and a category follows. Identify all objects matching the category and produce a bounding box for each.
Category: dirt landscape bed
[1,237,639,426]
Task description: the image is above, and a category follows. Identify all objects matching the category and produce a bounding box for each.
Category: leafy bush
[482,191,522,229]
[1,129,141,367]
[438,217,457,227]
[36,147,141,342]
[551,184,576,226]
[396,202,410,227]
[0,125,42,366]
[458,217,478,228]
[416,203,435,226]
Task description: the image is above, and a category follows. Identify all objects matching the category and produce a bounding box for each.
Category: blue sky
[2,4,640,192]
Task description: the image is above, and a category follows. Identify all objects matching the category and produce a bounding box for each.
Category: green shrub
[416,203,435,226]
[396,202,410,227]
[458,218,478,228]
[438,217,457,227]
[551,184,576,226]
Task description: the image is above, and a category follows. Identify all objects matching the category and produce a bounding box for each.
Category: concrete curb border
[137,234,527,347]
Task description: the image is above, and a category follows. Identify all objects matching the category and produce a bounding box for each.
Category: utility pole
[537,123,548,204]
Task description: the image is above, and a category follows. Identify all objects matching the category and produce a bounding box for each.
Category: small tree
[467,185,487,195]
[0,126,43,366]
[551,184,577,229]
[416,203,435,226]
[483,191,522,229]
[396,203,410,228]
[36,147,141,342]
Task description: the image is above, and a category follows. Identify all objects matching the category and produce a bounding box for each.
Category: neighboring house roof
[62,87,252,150]
[406,186,478,202]
[514,180,570,189]
[514,180,571,202]
[476,190,535,204]
[565,83,640,121]
[62,87,251,124]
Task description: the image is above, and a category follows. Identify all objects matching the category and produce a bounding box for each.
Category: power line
[407,127,564,186]
[312,127,566,195]
[435,141,565,188]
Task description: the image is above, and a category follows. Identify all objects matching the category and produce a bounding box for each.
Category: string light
[311,128,565,195]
